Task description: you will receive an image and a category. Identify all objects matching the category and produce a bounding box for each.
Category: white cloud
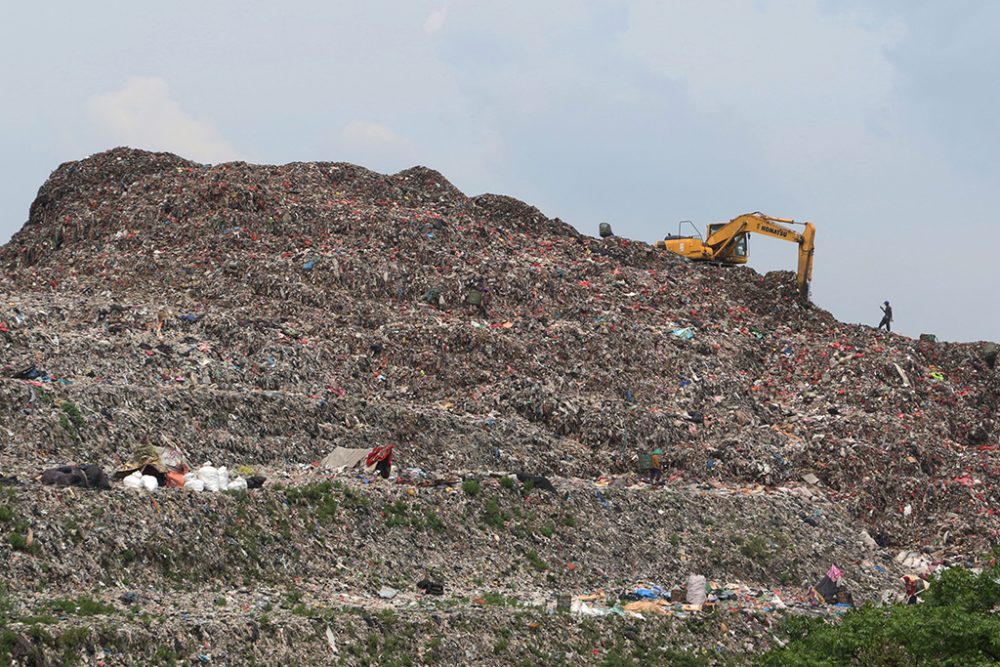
[423,9,447,35]
[618,1,906,171]
[337,120,418,172]
[341,120,403,146]
[86,76,240,163]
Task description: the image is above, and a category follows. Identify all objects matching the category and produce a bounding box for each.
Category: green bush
[61,401,86,430]
[482,499,508,529]
[283,482,339,523]
[525,549,547,571]
[424,510,445,531]
[48,597,114,617]
[759,556,1000,667]
[461,479,481,496]
[384,500,410,527]
[739,535,771,564]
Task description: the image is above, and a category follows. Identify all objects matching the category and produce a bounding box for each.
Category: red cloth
[366,445,394,466]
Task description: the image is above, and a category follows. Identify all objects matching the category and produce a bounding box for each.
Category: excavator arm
[705,213,815,297]
[656,212,815,299]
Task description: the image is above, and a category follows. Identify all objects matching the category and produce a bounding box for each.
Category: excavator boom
[656,212,815,299]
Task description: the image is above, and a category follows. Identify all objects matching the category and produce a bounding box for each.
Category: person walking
[649,448,663,483]
[877,301,893,332]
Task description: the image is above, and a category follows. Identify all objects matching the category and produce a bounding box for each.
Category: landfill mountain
[0,147,996,665]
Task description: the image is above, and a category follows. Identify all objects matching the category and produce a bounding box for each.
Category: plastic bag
[122,471,143,489]
[198,465,220,492]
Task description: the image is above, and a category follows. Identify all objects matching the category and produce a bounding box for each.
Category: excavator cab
[707,224,748,262]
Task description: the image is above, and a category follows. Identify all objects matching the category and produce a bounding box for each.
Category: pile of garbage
[0,148,995,663]
[2,148,995,550]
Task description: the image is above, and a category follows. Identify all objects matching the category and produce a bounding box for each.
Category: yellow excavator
[655,212,816,299]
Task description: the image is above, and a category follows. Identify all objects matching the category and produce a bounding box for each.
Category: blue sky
[1,1,997,342]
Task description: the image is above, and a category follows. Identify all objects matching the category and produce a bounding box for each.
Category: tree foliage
[758,555,1000,667]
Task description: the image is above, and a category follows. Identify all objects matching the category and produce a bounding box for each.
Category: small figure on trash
[648,448,664,483]
[902,574,929,605]
[877,300,893,332]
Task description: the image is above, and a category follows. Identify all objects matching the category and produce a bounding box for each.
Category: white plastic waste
[227,477,248,492]
[198,465,220,492]
[141,474,158,491]
[184,479,205,492]
[122,471,143,489]
[218,466,230,490]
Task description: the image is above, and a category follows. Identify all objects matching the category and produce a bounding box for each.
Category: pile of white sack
[121,471,159,491]
[184,464,248,492]
[121,464,248,492]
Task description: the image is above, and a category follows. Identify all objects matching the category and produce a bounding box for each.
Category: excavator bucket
[797,223,816,300]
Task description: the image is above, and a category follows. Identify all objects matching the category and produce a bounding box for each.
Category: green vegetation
[335,481,371,509]
[0,624,103,667]
[461,479,481,496]
[58,413,76,439]
[57,400,86,440]
[759,556,1000,667]
[61,400,86,430]
[482,498,509,529]
[423,509,445,531]
[525,549,547,571]
[0,499,39,555]
[0,584,13,625]
[600,649,709,667]
[499,476,515,490]
[149,646,183,666]
[47,596,115,617]
[382,500,446,531]
[384,500,411,528]
[738,535,771,564]
[283,482,339,524]
[480,592,520,607]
